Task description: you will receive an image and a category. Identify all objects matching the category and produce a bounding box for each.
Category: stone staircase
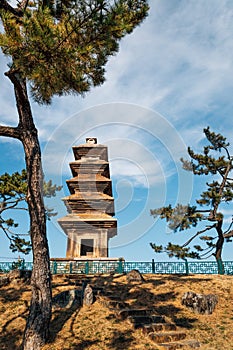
[98,293,200,350]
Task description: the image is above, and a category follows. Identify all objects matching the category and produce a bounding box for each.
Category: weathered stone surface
[83,284,94,306]
[157,340,200,349]
[117,308,155,320]
[7,269,21,280]
[98,296,128,309]
[0,276,9,287]
[126,269,144,283]
[149,331,187,344]
[58,138,117,258]
[6,269,32,285]
[128,315,166,328]
[181,291,218,314]
[52,289,81,308]
[143,322,176,334]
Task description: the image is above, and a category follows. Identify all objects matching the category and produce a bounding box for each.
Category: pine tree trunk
[22,130,52,350]
[5,71,52,349]
[215,220,225,275]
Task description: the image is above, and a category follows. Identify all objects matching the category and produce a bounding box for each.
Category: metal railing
[1,259,233,275]
[0,260,33,273]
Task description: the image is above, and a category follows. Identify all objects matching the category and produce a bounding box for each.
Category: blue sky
[0,0,233,262]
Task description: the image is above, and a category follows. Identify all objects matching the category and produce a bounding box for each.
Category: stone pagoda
[58,138,117,259]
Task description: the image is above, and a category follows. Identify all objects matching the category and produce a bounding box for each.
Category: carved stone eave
[57,138,117,258]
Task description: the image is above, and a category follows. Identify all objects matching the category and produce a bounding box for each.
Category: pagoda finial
[86,137,97,144]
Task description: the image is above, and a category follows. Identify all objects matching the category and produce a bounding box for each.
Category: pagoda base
[50,257,124,275]
[64,227,116,258]
[50,257,122,262]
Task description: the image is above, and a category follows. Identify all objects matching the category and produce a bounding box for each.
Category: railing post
[118,260,123,274]
[53,261,57,274]
[85,261,89,275]
[184,258,189,275]
[69,262,73,274]
[217,258,225,275]
[152,259,155,274]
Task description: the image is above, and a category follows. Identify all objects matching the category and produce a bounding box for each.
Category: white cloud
[0,0,232,194]
[2,0,233,142]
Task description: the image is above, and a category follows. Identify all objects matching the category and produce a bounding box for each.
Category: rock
[126,269,144,283]
[52,289,81,308]
[83,284,94,306]
[181,291,218,314]
[7,269,31,285]
[7,269,21,280]
[0,276,9,287]
[7,269,32,281]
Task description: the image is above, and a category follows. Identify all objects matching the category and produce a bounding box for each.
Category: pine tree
[0,170,61,254]
[0,1,149,348]
[150,127,233,274]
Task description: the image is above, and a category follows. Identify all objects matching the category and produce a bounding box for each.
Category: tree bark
[1,71,52,349]
[214,220,225,274]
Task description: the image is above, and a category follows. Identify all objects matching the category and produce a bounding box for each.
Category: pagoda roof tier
[62,197,115,215]
[68,173,111,182]
[65,212,115,219]
[58,214,117,236]
[63,191,114,200]
[67,174,111,181]
[66,176,112,196]
[72,144,108,161]
[63,192,114,211]
[69,160,110,177]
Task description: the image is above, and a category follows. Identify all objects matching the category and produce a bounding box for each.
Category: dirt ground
[0,273,233,349]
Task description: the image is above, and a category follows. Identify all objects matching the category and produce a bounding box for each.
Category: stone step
[143,322,177,333]
[117,308,157,320]
[128,315,166,328]
[149,331,187,344]
[101,291,117,297]
[108,300,129,309]
[156,339,200,349]
[101,295,125,302]
[98,297,128,309]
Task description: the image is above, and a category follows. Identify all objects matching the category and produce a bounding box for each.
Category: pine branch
[223,230,233,239]
[0,0,23,17]
[52,3,104,53]
[199,246,215,258]
[1,204,28,212]
[182,225,215,248]
[0,125,21,139]
[0,198,24,213]
[17,0,30,12]
[212,161,232,218]
[224,219,233,234]
[0,218,18,242]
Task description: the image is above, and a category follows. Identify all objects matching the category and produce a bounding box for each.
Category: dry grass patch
[0,273,233,349]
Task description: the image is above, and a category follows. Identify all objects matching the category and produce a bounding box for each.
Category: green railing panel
[153,262,186,274]
[123,262,153,274]
[1,260,233,275]
[222,261,233,275]
[0,262,15,272]
[0,260,33,273]
[188,261,219,274]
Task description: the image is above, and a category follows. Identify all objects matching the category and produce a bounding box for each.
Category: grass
[0,273,233,349]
